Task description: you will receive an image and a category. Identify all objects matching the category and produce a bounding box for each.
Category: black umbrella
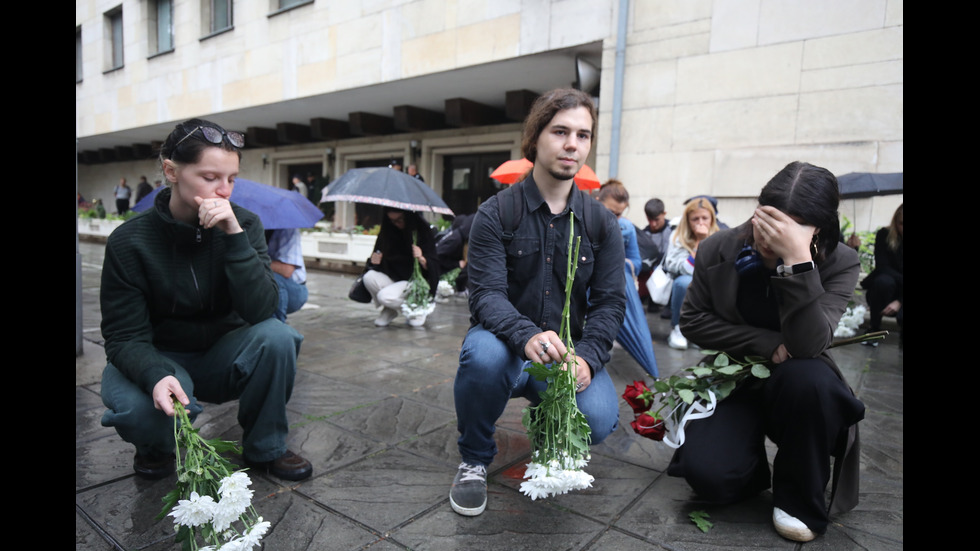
[321,167,454,215]
[837,172,903,199]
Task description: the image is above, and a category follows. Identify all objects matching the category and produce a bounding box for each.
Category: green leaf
[713,379,737,400]
[715,364,742,376]
[677,388,695,404]
[751,363,771,379]
[691,366,713,378]
[712,354,730,367]
[689,510,713,532]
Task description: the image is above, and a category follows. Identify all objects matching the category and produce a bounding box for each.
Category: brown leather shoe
[245,450,312,481]
[133,452,176,480]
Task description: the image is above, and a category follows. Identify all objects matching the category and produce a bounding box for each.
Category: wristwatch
[777,261,815,277]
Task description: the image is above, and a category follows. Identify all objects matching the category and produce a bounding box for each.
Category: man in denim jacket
[448,89,626,516]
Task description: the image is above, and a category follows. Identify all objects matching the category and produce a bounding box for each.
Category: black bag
[348,270,372,303]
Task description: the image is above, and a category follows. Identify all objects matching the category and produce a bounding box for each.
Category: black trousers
[115,198,130,215]
[865,273,903,333]
[667,358,865,534]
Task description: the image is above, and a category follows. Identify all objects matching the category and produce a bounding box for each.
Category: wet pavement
[76,239,903,550]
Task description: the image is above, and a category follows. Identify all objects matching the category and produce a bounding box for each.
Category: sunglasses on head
[174,125,245,150]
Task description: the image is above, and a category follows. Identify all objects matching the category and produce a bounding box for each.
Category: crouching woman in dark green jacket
[99,119,312,482]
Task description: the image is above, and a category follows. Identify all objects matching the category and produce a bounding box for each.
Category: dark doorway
[442,152,512,218]
[352,157,403,231]
[286,161,329,221]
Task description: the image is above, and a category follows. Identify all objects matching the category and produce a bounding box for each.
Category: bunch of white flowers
[436,279,455,302]
[520,451,594,500]
[160,402,272,551]
[520,213,594,501]
[400,230,437,320]
[834,304,868,338]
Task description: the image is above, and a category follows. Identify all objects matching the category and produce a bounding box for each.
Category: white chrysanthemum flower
[217,538,244,551]
[239,518,272,549]
[437,280,455,299]
[559,469,594,491]
[169,491,217,527]
[401,300,436,318]
[835,304,869,337]
[210,504,241,534]
[218,472,252,494]
[217,473,253,513]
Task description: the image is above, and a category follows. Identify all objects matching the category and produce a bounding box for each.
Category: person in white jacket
[662,197,720,349]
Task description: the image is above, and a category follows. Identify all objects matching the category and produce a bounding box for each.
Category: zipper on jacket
[195,227,202,243]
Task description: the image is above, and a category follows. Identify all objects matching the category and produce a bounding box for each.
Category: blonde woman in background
[663,197,720,349]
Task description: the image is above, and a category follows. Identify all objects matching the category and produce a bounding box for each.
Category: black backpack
[496,180,608,249]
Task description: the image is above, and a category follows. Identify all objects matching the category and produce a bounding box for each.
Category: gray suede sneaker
[449,462,487,516]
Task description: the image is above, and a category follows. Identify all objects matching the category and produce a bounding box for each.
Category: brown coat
[679,221,862,515]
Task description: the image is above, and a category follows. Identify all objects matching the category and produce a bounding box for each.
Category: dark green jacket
[100,188,278,394]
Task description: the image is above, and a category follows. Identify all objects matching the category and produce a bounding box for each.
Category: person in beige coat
[666,161,864,543]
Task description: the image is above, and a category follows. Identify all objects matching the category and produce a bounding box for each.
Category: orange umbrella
[573,164,601,191]
[490,158,533,184]
[490,158,600,191]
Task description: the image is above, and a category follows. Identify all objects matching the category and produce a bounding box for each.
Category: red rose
[630,413,666,441]
[622,380,653,414]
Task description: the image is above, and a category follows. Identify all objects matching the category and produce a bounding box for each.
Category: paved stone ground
[76,240,903,550]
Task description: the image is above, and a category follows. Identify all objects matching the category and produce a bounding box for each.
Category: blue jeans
[671,274,692,327]
[454,325,620,467]
[100,318,303,462]
[273,273,309,322]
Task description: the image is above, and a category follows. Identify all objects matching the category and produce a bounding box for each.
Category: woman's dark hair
[754,161,842,261]
[521,88,597,163]
[159,118,242,165]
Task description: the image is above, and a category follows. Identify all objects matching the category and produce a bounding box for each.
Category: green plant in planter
[840,215,876,275]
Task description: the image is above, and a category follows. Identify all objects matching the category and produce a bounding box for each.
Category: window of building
[271,0,313,15]
[206,0,233,35]
[104,6,124,71]
[76,26,83,83]
[149,0,174,56]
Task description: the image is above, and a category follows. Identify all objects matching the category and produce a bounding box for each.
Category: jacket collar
[520,173,584,218]
[152,186,206,243]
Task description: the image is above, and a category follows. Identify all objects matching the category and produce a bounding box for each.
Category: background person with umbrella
[363,207,441,327]
[596,180,659,378]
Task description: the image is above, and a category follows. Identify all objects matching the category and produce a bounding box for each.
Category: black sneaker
[449,462,487,516]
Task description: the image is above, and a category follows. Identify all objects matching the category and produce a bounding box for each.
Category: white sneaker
[668,325,688,350]
[407,314,427,327]
[773,507,816,542]
[374,308,398,327]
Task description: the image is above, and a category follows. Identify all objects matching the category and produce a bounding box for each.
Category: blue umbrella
[132,178,324,229]
[617,264,660,378]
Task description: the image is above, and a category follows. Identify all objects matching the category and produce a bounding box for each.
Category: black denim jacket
[466,176,626,373]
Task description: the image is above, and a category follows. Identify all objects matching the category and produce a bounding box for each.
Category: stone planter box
[301,231,377,269]
[77,218,124,240]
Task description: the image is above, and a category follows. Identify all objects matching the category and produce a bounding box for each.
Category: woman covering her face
[666,161,865,543]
